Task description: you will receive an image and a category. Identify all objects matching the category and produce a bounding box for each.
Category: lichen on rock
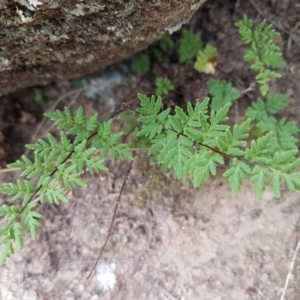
[0,0,208,96]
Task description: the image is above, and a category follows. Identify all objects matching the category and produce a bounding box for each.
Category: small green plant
[207,80,241,111]
[235,16,285,96]
[159,33,175,53]
[33,88,45,105]
[152,33,175,62]
[0,15,299,266]
[178,29,202,64]
[130,54,151,74]
[155,77,175,96]
[136,93,300,197]
[194,44,218,74]
[0,108,132,264]
[246,94,299,151]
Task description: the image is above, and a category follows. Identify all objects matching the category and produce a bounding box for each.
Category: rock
[0,0,208,96]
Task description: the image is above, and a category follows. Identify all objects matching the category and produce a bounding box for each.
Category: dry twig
[280,237,300,300]
[87,154,136,279]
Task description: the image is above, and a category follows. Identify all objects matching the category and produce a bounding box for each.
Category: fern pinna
[136,93,300,199]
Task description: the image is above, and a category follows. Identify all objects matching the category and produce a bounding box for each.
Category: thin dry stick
[0,168,20,174]
[87,154,135,279]
[280,237,300,300]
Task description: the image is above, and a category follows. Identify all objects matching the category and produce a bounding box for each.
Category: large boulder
[0,0,207,96]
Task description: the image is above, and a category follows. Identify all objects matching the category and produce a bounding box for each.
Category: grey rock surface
[0,0,207,95]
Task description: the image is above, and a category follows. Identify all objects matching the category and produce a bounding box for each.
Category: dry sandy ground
[0,167,300,300]
[0,0,300,299]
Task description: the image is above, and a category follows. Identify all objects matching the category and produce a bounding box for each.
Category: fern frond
[251,165,270,199]
[224,158,252,195]
[136,94,170,139]
[188,150,224,187]
[202,104,230,146]
[0,180,34,206]
[26,132,73,164]
[178,29,202,64]
[93,119,133,162]
[0,234,14,266]
[53,164,86,190]
[155,77,175,96]
[40,181,69,205]
[256,117,299,151]
[244,132,273,163]
[157,132,193,179]
[235,15,285,95]
[21,203,42,240]
[245,98,268,121]
[0,205,20,223]
[246,95,290,122]
[45,107,99,144]
[131,54,150,74]
[11,222,24,250]
[217,119,251,156]
[266,93,289,114]
[159,33,175,52]
[207,80,240,111]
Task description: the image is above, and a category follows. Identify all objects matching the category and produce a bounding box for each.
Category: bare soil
[0,1,300,300]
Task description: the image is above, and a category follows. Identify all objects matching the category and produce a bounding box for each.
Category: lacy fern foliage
[136,93,300,199]
[0,108,132,265]
[207,80,241,111]
[178,29,202,64]
[235,16,285,95]
[155,77,175,96]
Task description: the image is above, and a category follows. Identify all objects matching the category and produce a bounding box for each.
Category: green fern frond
[136,94,170,139]
[0,205,20,223]
[157,132,193,179]
[45,107,100,144]
[93,119,133,162]
[21,203,42,240]
[224,158,251,195]
[155,77,175,96]
[217,119,251,156]
[178,29,202,64]
[0,235,14,266]
[235,15,285,95]
[207,80,241,111]
[202,104,230,146]
[245,98,268,121]
[244,132,273,163]
[256,117,299,151]
[11,222,24,250]
[40,182,69,205]
[251,166,270,199]
[265,93,289,114]
[189,150,224,187]
[131,54,151,74]
[246,94,291,122]
[0,180,34,206]
[159,33,175,52]
[0,222,26,265]
[55,164,87,190]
